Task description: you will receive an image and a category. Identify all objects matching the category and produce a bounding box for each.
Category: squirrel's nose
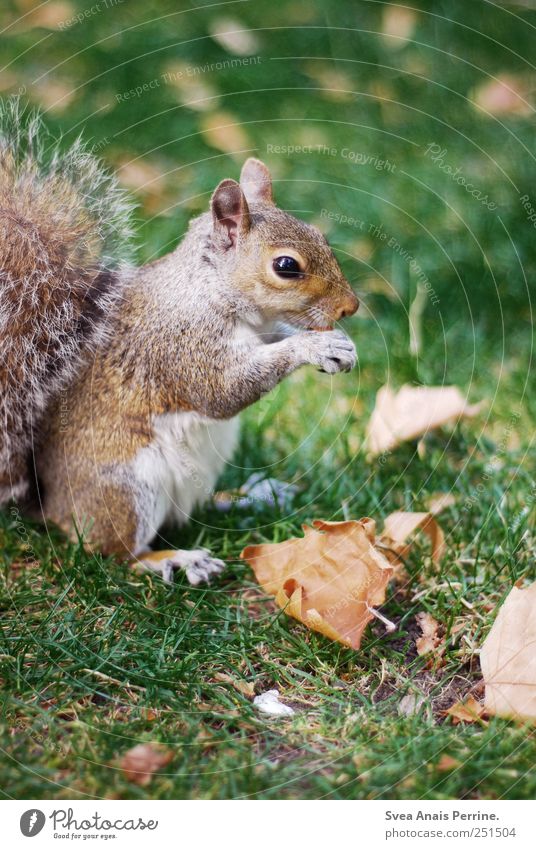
[335,292,359,320]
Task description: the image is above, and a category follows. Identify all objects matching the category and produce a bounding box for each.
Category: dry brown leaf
[445,695,487,724]
[480,582,536,721]
[382,511,446,565]
[214,672,255,698]
[119,743,173,786]
[366,384,482,455]
[201,111,251,154]
[241,519,395,650]
[242,510,446,649]
[415,611,441,655]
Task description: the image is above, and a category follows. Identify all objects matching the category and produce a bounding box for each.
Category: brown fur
[0,99,133,506]
[36,158,359,560]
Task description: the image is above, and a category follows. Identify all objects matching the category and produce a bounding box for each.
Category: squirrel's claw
[137,548,226,586]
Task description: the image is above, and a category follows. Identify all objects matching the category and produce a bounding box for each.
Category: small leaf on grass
[480,582,536,721]
[119,743,173,786]
[415,611,442,655]
[366,384,482,455]
[445,695,487,725]
[242,512,446,649]
[214,672,255,698]
[242,519,395,650]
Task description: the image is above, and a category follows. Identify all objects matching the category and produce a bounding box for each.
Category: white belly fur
[131,411,239,544]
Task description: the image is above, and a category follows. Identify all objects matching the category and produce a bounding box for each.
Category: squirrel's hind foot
[136,548,226,586]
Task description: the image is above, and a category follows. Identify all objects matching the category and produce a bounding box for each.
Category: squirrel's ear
[211,178,250,249]
[240,157,274,205]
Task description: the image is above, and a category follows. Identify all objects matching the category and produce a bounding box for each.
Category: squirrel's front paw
[137,548,226,585]
[304,329,357,374]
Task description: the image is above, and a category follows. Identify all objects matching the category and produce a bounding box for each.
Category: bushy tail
[0,97,136,505]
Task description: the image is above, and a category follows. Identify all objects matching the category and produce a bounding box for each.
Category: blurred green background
[2,0,534,400]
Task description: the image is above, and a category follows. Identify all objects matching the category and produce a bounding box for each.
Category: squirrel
[0,98,134,507]
[2,102,359,585]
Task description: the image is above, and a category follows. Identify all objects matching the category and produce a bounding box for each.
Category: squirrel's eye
[272,255,303,279]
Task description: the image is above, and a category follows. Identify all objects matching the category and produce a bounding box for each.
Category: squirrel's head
[210,158,359,330]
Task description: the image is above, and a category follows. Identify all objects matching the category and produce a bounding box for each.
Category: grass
[1,0,535,799]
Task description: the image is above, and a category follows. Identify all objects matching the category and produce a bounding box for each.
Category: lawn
[1,0,535,799]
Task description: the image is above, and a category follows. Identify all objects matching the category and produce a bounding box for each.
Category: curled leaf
[242,519,394,650]
[242,511,446,650]
[214,672,255,698]
[382,511,446,565]
[445,695,487,725]
[415,611,442,655]
[480,582,536,721]
[367,384,482,456]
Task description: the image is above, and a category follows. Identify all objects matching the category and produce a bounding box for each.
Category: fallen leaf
[214,672,255,698]
[209,17,259,55]
[445,695,487,724]
[472,74,532,117]
[382,511,446,565]
[200,111,252,154]
[480,582,536,721]
[242,519,395,650]
[366,384,482,455]
[253,689,295,717]
[119,743,173,786]
[415,611,441,655]
[242,510,446,649]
